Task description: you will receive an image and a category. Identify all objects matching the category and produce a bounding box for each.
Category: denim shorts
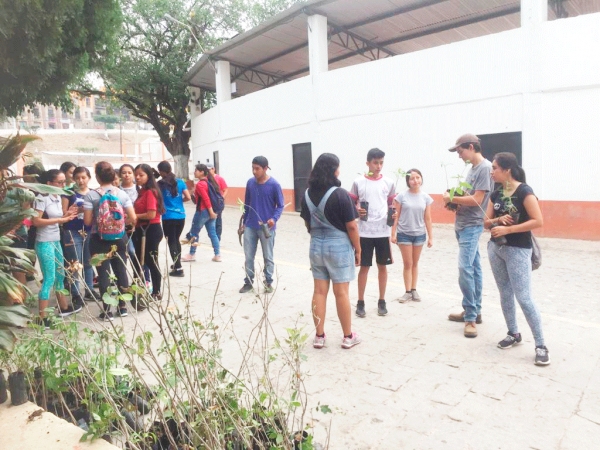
[310,236,355,283]
[397,232,426,246]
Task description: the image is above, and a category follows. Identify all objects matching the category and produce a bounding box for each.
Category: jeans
[455,225,483,322]
[62,229,94,300]
[188,209,220,256]
[243,226,275,285]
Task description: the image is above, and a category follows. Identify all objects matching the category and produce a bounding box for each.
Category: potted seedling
[442,161,472,211]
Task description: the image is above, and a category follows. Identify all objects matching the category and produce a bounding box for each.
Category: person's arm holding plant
[490,194,543,238]
[390,198,401,244]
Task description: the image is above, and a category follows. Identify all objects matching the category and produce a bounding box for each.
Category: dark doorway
[213,151,220,174]
[479,132,522,165]
[292,143,312,212]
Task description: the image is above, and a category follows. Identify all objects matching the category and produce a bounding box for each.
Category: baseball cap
[252,156,270,169]
[206,163,214,169]
[448,134,480,152]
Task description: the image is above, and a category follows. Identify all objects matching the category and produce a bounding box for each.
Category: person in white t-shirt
[391,169,433,303]
[349,148,396,318]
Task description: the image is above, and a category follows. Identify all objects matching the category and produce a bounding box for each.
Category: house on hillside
[185,0,600,240]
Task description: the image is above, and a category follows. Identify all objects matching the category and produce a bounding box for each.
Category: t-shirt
[83,186,133,234]
[161,179,187,220]
[394,190,433,236]
[349,175,396,238]
[490,183,534,249]
[242,177,285,230]
[300,186,358,233]
[455,158,493,231]
[34,194,63,242]
[134,189,162,225]
[194,179,212,211]
[120,185,138,203]
[63,191,91,232]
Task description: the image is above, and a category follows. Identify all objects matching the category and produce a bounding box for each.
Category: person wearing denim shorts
[391,169,433,303]
[300,153,361,349]
[443,134,493,338]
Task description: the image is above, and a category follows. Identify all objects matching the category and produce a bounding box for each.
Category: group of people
[18,137,549,365]
[301,136,549,366]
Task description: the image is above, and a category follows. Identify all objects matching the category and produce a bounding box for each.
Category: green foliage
[0,0,122,116]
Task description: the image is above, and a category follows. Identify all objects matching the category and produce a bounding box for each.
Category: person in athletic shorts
[349,148,396,317]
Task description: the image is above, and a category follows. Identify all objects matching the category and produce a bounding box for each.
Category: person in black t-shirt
[484,152,550,366]
[300,153,362,350]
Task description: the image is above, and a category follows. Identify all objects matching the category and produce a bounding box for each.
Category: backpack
[96,188,125,240]
[201,179,224,214]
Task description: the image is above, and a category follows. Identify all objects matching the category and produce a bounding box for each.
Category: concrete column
[521,0,547,28]
[215,60,231,104]
[308,14,328,76]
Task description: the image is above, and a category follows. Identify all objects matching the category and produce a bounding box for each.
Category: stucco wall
[192,12,600,238]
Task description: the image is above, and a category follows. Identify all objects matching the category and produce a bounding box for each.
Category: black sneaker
[57,304,82,318]
[239,283,253,293]
[377,299,388,316]
[356,300,366,318]
[73,297,85,311]
[169,269,185,277]
[117,308,128,317]
[497,333,522,349]
[264,284,274,294]
[534,346,551,366]
[85,290,100,301]
[33,316,51,330]
[99,311,114,322]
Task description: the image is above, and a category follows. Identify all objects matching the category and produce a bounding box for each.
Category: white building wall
[193,12,600,203]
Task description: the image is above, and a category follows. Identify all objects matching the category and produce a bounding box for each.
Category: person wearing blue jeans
[181,164,221,262]
[239,156,284,294]
[443,134,493,338]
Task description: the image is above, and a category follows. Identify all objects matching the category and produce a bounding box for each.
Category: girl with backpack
[157,161,191,277]
[181,164,221,263]
[133,164,165,302]
[32,169,81,328]
[83,162,136,321]
[61,167,96,306]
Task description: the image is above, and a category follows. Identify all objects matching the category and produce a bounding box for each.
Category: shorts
[310,236,355,284]
[396,232,426,246]
[360,237,393,267]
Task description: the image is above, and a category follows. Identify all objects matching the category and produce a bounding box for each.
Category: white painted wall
[192,12,600,202]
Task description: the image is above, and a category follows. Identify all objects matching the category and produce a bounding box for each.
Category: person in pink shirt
[207,163,228,241]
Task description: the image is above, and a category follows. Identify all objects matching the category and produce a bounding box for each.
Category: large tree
[93,0,300,178]
[0,0,122,116]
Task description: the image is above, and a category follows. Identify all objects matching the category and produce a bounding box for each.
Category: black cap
[252,156,270,169]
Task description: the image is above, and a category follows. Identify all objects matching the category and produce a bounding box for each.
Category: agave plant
[0,134,68,351]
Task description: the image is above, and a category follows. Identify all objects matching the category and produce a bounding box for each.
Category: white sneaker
[212,255,222,262]
[398,292,413,303]
[313,334,326,349]
[341,332,361,349]
[181,254,196,262]
[411,290,421,302]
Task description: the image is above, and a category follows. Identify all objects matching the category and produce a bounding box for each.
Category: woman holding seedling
[485,152,550,366]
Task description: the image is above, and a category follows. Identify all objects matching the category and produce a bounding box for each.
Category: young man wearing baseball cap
[239,156,285,294]
[442,134,493,338]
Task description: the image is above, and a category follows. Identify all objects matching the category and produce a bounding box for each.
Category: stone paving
[53,203,600,449]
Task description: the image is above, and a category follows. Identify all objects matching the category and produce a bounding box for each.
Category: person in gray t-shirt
[442,134,493,339]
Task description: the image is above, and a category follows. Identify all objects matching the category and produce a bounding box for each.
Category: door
[292,143,312,212]
[213,151,220,174]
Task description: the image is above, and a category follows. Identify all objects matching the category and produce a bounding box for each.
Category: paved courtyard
[48,203,600,449]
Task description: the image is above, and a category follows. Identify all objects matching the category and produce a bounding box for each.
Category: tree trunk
[173,154,190,179]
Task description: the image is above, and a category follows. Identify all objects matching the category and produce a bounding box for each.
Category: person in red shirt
[207,163,227,240]
[181,164,221,262]
[133,164,165,303]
